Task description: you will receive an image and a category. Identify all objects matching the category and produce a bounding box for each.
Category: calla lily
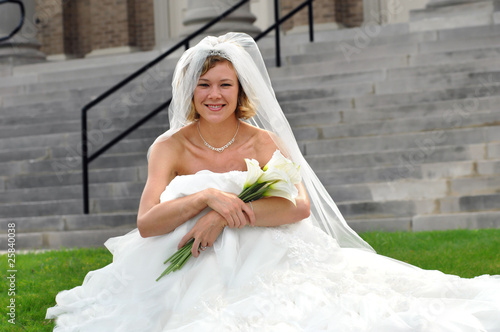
[257,167,290,185]
[263,151,301,184]
[243,158,264,189]
[262,179,298,205]
[263,150,288,171]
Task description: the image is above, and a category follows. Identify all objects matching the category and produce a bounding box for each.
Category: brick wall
[280,0,364,31]
[35,0,65,55]
[280,0,336,31]
[90,0,130,51]
[335,0,364,27]
[64,0,91,56]
[128,0,155,50]
[35,0,155,58]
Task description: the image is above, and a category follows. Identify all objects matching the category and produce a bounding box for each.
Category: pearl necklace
[197,121,240,153]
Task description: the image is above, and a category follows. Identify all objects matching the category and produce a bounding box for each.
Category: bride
[47,33,500,331]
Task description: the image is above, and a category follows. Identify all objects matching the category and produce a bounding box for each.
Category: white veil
[151,32,374,252]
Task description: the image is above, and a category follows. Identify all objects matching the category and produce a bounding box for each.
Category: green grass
[360,228,500,278]
[1,247,112,331]
[1,229,499,331]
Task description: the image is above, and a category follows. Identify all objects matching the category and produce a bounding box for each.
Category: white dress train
[46,171,500,331]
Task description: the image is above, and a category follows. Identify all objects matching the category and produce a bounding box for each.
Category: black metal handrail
[82,0,314,214]
[0,0,25,43]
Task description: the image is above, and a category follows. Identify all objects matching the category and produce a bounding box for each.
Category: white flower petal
[262,180,298,205]
[258,168,289,184]
[244,158,264,189]
[263,151,301,184]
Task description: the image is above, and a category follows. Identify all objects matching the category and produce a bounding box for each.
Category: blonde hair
[187,55,256,122]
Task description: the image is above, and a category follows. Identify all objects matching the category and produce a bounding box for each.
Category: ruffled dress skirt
[46,171,500,331]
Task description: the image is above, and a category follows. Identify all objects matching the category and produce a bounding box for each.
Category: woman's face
[193,60,239,124]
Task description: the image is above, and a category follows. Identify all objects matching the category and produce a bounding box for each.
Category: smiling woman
[188,55,256,122]
[46,33,500,332]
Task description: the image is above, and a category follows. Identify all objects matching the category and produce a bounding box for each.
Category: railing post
[274,0,281,67]
[81,110,89,214]
[308,0,314,42]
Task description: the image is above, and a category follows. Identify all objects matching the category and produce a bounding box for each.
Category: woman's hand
[203,188,255,228]
[178,210,227,257]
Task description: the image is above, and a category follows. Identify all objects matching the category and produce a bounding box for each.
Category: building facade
[1,0,435,63]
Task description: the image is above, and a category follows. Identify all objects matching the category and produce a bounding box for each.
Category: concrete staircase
[1,22,500,249]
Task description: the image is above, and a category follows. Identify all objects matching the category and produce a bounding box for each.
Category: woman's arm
[137,140,254,238]
[137,140,205,237]
[246,182,310,227]
[178,182,310,257]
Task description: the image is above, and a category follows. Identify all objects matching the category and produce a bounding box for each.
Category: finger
[243,202,256,226]
[236,210,247,228]
[178,231,193,249]
[225,213,236,228]
[191,237,201,257]
[199,242,208,251]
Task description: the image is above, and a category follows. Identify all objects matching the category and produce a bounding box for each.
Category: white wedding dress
[47,171,500,332]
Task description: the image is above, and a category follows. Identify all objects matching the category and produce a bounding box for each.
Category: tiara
[207,49,229,60]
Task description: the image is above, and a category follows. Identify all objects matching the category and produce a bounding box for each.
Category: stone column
[182,0,260,38]
[0,0,45,65]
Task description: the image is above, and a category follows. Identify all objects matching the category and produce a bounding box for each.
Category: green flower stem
[157,239,195,281]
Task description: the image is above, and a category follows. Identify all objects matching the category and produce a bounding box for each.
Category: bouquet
[156,151,301,281]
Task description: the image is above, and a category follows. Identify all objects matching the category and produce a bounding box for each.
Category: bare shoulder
[240,122,279,162]
[148,124,195,177]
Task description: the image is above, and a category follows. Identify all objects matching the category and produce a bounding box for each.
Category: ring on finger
[199,245,207,251]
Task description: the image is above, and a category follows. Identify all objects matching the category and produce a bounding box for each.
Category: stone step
[305,142,487,170]
[316,159,493,187]
[355,82,500,108]
[0,195,139,218]
[0,110,169,139]
[0,212,137,234]
[0,182,144,204]
[0,82,172,109]
[268,54,409,79]
[327,179,448,204]
[450,175,500,196]
[337,199,420,219]
[347,217,413,233]
[0,68,173,97]
[376,71,500,95]
[270,51,500,85]
[0,102,168,129]
[287,39,419,66]
[386,56,500,80]
[410,1,496,32]
[413,211,500,232]
[304,126,499,156]
[272,69,386,91]
[3,165,146,189]
[419,35,500,54]
[410,46,500,66]
[286,26,500,64]
[343,96,498,123]
[0,122,165,151]
[0,225,135,250]
[477,159,500,175]
[350,210,500,233]
[276,81,373,102]
[436,22,500,40]
[292,109,499,140]
[440,193,500,214]
[260,23,412,49]
[0,146,49,163]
